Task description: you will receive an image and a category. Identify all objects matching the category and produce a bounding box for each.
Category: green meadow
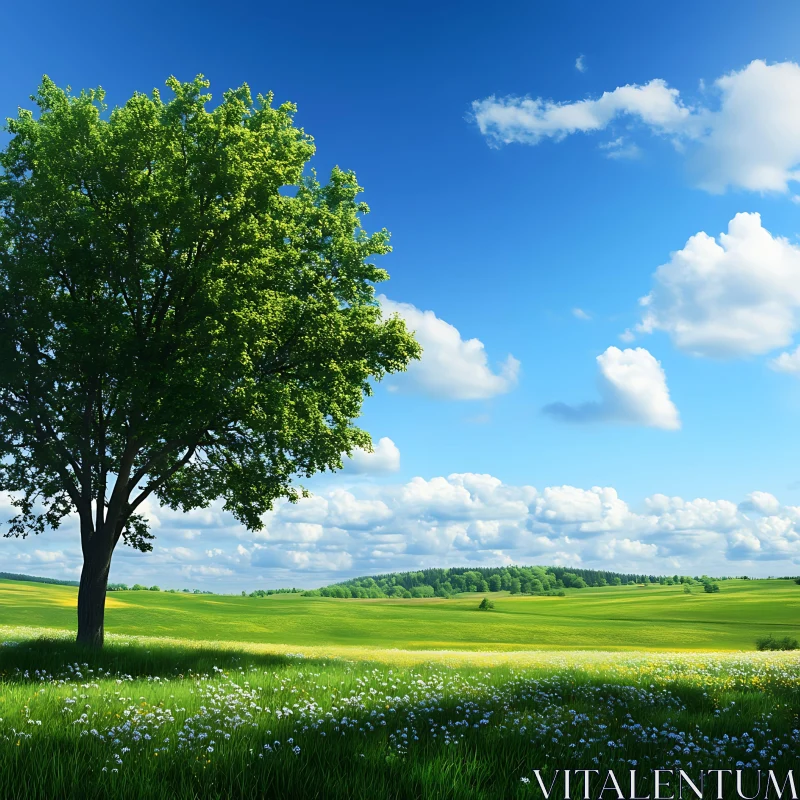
[2,578,800,798]
[2,577,799,652]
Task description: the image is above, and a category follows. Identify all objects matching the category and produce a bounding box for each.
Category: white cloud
[342,437,400,474]
[180,565,234,577]
[769,346,800,374]
[637,213,800,358]
[325,490,392,528]
[473,59,800,194]
[543,346,680,429]
[380,296,520,399]
[31,549,66,563]
[592,537,659,562]
[473,79,692,145]
[575,55,586,73]
[259,522,326,543]
[646,495,740,534]
[251,547,353,572]
[738,491,781,515]
[693,60,800,192]
[572,307,591,320]
[599,137,641,160]
[167,546,197,562]
[535,485,623,524]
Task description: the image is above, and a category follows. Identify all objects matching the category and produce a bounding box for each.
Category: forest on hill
[0,572,79,587]
[302,565,724,599]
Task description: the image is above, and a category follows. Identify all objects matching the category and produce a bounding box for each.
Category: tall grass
[1,630,799,799]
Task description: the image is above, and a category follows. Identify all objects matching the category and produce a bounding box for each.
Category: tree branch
[126,432,208,492]
[126,443,198,519]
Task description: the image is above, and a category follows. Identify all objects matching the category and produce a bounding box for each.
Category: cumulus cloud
[592,537,659,561]
[4,475,800,588]
[380,296,520,399]
[636,213,800,358]
[769,346,800,374]
[342,437,400,474]
[543,346,680,429]
[473,59,800,194]
[250,547,353,572]
[738,491,782,515]
[534,486,635,535]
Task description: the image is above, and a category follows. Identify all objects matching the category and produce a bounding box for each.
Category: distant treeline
[303,566,732,599]
[247,588,304,597]
[0,572,79,587]
[107,583,215,594]
[106,584,305,597]
[4,569,797,598]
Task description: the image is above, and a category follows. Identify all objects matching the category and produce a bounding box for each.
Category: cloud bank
[4,477,797,591]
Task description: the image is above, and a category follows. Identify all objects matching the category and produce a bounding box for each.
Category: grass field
[2,578,799,651]
[1,578,799,798]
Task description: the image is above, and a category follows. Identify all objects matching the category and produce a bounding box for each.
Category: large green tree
[0,76,420,647]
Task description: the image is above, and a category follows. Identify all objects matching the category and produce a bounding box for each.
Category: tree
[0,76,420,647]
[756,634,799,651]
[478,597,494,610]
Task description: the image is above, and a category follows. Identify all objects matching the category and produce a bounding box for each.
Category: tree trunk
[76,546,113,648]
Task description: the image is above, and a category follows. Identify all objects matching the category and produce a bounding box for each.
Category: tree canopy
[0,75,420,645]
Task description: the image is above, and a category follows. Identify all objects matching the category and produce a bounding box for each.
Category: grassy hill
[2,577,799,799]
[2,576,798,651]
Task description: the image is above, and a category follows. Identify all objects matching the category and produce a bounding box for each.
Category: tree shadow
[0,636,325,681]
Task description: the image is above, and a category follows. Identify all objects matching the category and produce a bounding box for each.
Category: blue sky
[4,0,800,587]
